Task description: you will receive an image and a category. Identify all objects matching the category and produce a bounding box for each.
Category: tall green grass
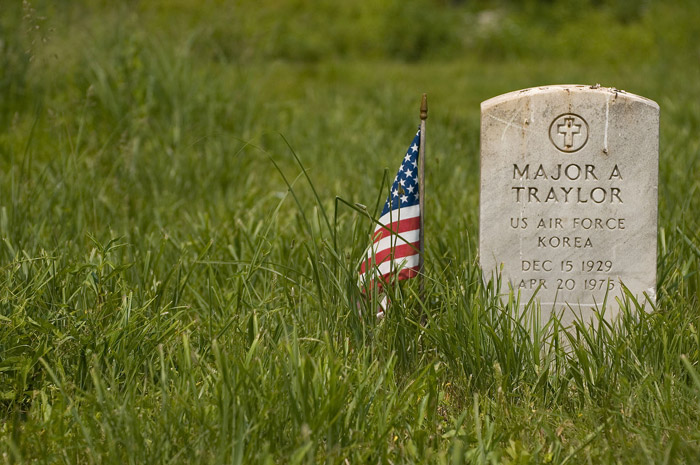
[1,1,699,463]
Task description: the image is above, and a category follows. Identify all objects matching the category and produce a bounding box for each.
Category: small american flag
[359,127,421,316]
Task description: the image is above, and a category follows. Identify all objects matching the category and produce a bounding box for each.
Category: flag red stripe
[395,266,420,280]
[362,265,421,292]
[359,242,420,274]
[372,217,421,241]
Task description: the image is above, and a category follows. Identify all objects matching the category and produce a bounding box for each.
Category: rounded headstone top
[481,84,659,111]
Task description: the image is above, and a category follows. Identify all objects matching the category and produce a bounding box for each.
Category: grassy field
[1,1,700,463]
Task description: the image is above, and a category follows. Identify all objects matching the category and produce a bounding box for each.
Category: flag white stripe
[368,230,420,258]
[376,295,388,318]
[375,205,420,229]
[359,254,420,280]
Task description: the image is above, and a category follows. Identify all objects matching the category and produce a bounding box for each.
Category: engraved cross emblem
[549,113,588,152]
[557,117,581,149]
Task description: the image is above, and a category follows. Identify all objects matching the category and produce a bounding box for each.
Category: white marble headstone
[479,85,659,325]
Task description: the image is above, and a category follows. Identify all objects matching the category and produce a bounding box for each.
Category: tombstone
[479,85,659,326]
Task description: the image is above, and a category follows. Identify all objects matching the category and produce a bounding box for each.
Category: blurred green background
[2,0,698,249]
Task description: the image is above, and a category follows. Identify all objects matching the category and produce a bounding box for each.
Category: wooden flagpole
[418,94,427,298]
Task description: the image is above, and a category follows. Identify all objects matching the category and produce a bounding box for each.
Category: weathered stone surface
[479,85,659,325]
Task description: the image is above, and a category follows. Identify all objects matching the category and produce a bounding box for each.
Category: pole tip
[420,93,428,120]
